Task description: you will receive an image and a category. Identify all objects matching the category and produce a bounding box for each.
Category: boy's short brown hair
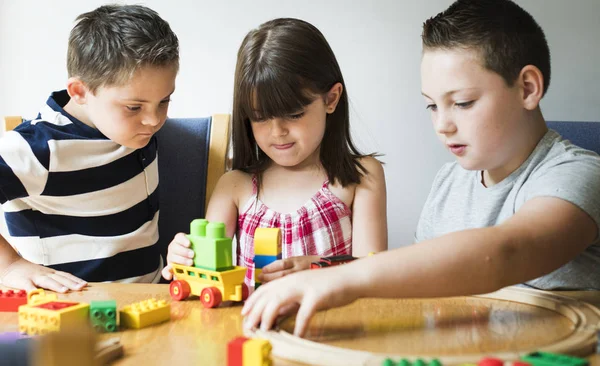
[67,4,179,92]
[422,0,551,96]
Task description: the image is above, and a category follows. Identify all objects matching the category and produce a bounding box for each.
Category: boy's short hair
[67,4,179,92]
[422,0,551,96]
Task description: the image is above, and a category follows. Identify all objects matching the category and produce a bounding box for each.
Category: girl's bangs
[240,71,317,121]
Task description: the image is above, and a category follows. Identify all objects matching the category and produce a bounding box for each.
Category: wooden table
[1,284,599,365]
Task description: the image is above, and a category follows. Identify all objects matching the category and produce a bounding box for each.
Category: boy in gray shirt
[241,0,600,337]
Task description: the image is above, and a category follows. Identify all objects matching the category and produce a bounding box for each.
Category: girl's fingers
[167,253,194,266]
[162,264,174,280]
[174,233,191,247]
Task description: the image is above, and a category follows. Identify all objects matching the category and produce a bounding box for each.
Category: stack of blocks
[90,300,117,333]
[188,219,233,271]
[253,228,282,289]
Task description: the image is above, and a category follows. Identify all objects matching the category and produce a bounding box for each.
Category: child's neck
[482,109,548,187]
[63,99,96,129]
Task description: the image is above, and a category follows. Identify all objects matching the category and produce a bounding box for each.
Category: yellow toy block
[119,298,170,329]
[254,228,281,256]
[243,338,273,366]
[18,298,90,336]
[27,288,58,305]
[254,268,263,287]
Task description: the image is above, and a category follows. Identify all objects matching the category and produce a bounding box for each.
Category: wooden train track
[246,286,600,365]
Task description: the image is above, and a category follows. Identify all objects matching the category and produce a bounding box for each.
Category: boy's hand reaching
[257,255,321,283]
[0,258,87,293]
[242,264,359,337]
[161,233,194,280]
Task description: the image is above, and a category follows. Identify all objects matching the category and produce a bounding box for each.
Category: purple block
[0,332,29,344]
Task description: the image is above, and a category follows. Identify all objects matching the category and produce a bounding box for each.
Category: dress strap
[322,179,330,188]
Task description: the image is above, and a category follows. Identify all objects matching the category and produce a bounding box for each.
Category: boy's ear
[519,65,544,110]
[66,77,90,105]
[324,82,344,114]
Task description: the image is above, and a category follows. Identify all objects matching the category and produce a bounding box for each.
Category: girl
[162,18,387,286]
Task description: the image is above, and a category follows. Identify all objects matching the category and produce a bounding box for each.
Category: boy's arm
[356,196,596,298]
[0,233,87,292]
[242,196,596,336]
[351,157,388,256]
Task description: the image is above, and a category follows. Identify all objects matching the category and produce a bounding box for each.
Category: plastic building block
[254,255,279,269]
[18,299,89,336]
[521,352,588,366]
[170,263,249,308]
[0,289,27,312]
[188,219,234,271]
[243,338,272,366]
[27,288,57,305]
[253,228,282,289]
[119,298,170,329]
[90,300,117,333]
[254,268,263,289]
[228,336,248,366]
[478,358,504,366]
[254,228,281,256]
[0,332,30,343]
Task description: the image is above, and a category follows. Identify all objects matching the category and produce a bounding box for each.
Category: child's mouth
[448,144,466,155]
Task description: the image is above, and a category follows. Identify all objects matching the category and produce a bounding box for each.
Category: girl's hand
[161,233,194,280]
[0,258,87,293]
[242,265,359,337]
[257,255,321,283]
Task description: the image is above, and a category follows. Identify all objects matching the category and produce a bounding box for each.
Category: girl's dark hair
[232,18,376,187]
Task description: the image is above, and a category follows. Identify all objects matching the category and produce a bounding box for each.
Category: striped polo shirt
[0,90,162,283]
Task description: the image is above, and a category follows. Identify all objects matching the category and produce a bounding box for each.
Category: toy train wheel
[241,283,249,301]
[200,287,222,308]
[169,280,191,301]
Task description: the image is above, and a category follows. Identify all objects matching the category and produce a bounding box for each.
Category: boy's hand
[257,255,321,283]
[242,265,359,337]
[161,233,194,280]
[0,258,87,293]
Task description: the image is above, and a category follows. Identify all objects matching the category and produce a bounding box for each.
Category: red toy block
[478,358,503,366]
[228,336,249,366]
[0,290,27,312]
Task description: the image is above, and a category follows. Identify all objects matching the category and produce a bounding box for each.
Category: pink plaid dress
[237,175,353,286]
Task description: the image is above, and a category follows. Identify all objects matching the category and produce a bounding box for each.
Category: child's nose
[271,119,288,136]
[142,112,162,127]
[434,113,457,135]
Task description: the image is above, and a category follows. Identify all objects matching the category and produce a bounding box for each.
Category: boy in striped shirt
[0,4,179,292]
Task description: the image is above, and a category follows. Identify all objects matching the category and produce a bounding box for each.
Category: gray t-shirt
[415,129,600,290]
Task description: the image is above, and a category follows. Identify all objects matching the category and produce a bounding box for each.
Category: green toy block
[90,300,117,333]
[188,219,233,271]
[521,352,588,366]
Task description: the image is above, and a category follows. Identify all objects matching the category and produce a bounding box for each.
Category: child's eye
[126,105,141,112]
[288,112,304,120]
[159,99,171,106]
[425,104,437,112]
[456,101,474,109]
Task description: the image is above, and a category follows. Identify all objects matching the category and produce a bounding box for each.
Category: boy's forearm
[348,227,525,299]
[0,234,21,272]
